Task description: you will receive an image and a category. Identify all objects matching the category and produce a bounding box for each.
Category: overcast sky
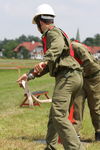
[0,0,100,41]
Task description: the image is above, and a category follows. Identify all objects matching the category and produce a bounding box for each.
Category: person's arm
[17,61,48,85]
[71,41,100,75]
[72,41,93,64]
[43,29,66,63]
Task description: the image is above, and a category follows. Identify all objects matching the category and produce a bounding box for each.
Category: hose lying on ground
[21,80,52,106]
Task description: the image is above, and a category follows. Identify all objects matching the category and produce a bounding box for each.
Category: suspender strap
[42,27,82,64]
[42,26,55,54]
[42,27,74,57]
[59,29,74,57]
[42,36,47,54]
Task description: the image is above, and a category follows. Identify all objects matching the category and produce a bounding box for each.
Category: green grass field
[0,59,100,150]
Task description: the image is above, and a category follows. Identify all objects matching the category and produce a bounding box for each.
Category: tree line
[0,33,100,58]
[0,35,41,58]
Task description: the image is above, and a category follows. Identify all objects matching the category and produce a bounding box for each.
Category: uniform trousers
[44,69,85,150]
[73,71,100,134]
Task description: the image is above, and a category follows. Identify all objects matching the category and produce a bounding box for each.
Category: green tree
[19,47,30,59]
[27,35,41,42]
[16,34,41,43]
[83,37,94,46]
[3,40,18,58]
[94,34,100,46]
[0,34,41,58]
[16,35,28,43]
[83,34,100,46]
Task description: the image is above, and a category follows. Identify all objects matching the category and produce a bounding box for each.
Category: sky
[0,0,100,42]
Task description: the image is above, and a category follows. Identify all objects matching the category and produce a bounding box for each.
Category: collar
[41,24,55,38]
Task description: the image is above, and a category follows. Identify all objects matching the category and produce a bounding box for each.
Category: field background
[0,59,100,150]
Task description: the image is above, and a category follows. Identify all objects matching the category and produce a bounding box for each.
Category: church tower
[76,28,80,42]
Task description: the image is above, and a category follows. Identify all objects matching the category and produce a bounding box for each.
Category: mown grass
[0,59,100,150]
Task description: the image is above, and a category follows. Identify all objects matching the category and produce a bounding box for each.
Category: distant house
[13,41,43,59]
[0,49,5,57]
[0,49,3,57]
[12,41,100,60]
[89,46,100,60]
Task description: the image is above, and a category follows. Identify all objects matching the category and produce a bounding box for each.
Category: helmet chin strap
[37,22,43,34]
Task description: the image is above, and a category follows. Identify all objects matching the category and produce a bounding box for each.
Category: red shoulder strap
[60,29,74,57]
[42,36,47,54]
[42,26,55,54]
[42,28,82,64]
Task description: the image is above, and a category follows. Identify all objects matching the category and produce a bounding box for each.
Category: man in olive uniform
[17,4,85,150]
[71,41,100,141]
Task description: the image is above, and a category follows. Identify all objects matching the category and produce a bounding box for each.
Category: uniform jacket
[42,26,81,76]
[71,41,100,77]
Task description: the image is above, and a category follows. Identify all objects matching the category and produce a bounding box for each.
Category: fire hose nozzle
[27,72,35,81]
[27,63,47,81]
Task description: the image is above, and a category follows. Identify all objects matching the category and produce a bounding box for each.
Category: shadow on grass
[9,136,46,144]
[81,138,94,143]
[34,139,46,144]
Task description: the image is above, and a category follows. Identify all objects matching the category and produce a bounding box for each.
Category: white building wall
[0,51,3,57]
[30,46,43,59]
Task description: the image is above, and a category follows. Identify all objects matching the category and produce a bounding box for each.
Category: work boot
[95,132,100,141]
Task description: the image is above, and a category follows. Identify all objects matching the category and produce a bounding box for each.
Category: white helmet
[32,4,56,24]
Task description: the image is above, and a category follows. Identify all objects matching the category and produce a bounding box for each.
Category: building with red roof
[89,46,100,60]
[13,41,100,60]
[13,41,43,59]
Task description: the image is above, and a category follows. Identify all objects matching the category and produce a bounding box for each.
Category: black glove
[27,68,35,80]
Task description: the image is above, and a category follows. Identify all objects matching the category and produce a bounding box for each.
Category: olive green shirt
[42,26,81,76]
[71,41,100,77]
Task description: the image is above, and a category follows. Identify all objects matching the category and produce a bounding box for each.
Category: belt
[55,67,82,77]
